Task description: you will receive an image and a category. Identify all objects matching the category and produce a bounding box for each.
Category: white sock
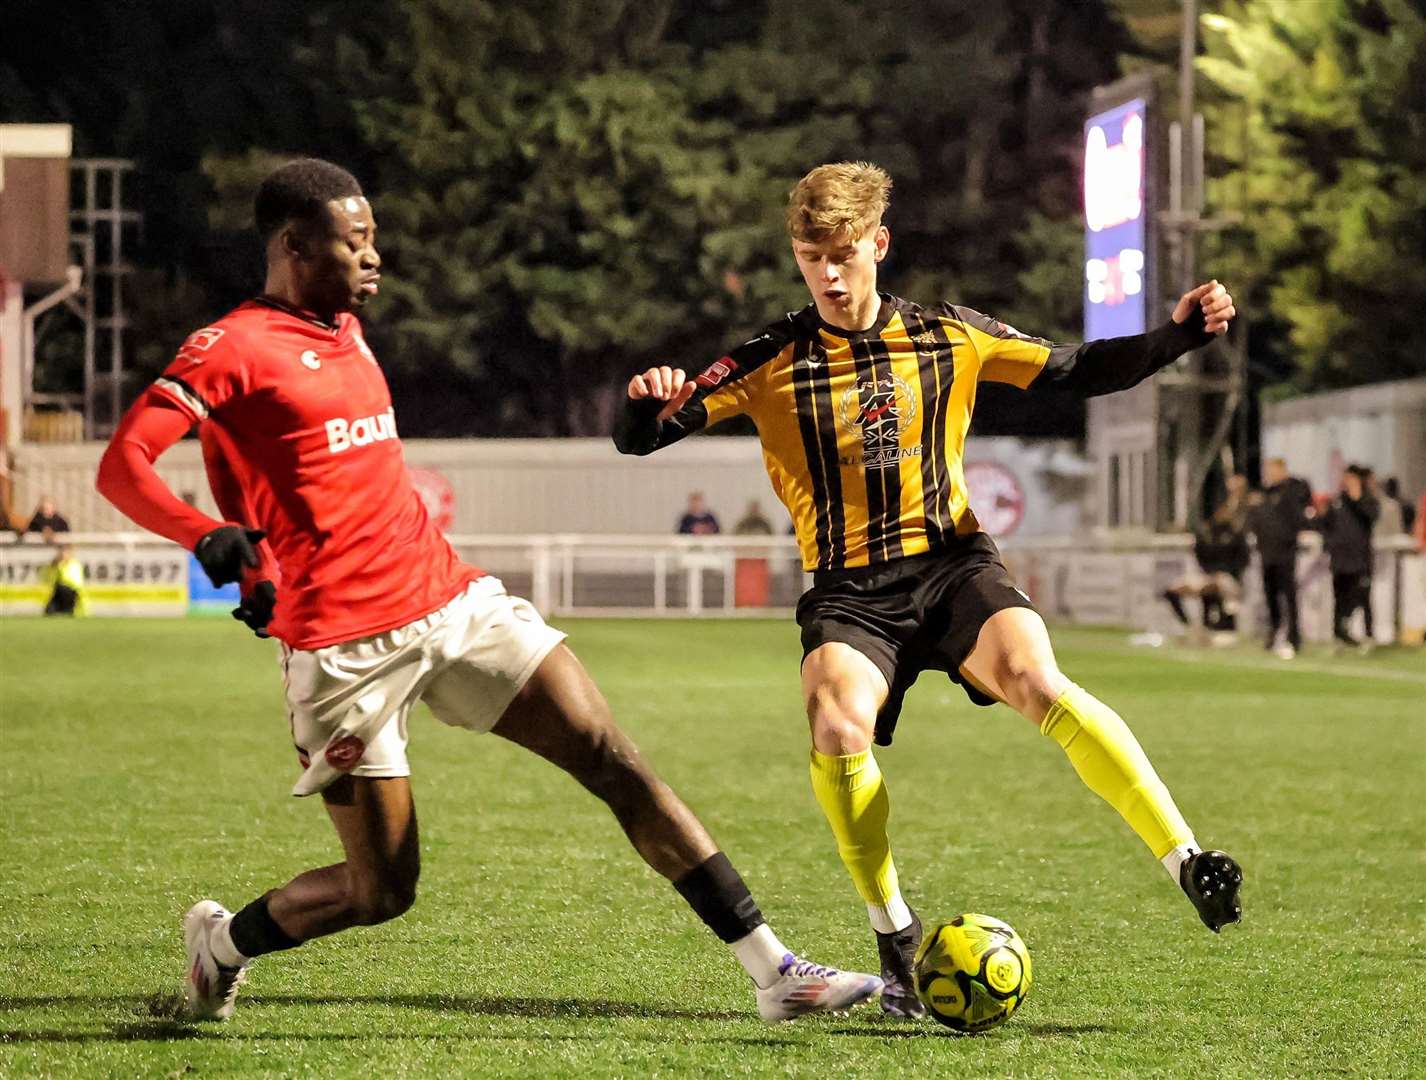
[1161,842,1200,883]
[867,894,913,935]
[210,915,248,969]
[730,923,790,989]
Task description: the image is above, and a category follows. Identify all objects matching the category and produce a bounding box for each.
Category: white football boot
[182,900,248,1020]
[756,953,883,1022]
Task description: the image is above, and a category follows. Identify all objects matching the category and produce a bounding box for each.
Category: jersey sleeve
[940,305,1054,388]
[95,391,225,549]
[151,324,250,422]
[944,303,1215,397]
[613,323,789,456]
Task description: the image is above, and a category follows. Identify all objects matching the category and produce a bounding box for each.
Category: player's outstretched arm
[96,393,263,586]
[613,365,698,455]
[1031,281,1235,398]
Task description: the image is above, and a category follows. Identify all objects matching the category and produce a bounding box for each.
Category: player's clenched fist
[194,524,265,587]
[628,365,697,422]
[1172,280,1237,336]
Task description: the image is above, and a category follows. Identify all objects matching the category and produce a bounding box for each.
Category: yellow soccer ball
[913,914,1033,1033]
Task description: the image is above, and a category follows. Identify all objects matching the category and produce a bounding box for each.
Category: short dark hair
[254,158,363,240]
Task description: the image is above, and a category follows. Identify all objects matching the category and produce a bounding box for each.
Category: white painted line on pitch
[1105,645,1426,686]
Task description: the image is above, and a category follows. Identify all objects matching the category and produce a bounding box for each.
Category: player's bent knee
[999,659,1068,717]
[807,684,876,754]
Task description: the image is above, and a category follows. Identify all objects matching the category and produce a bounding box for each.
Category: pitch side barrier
[3,532,1422,645]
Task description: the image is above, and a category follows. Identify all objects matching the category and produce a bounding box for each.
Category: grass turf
[1,617,1422,1078]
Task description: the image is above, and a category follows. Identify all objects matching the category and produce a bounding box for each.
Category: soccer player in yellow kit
[615,162,1243,1018]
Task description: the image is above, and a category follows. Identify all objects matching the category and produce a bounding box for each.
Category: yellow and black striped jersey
[616,293,1210,573]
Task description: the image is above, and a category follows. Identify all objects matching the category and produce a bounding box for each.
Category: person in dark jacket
[23,495,71,537]
[1163,500,1250,640]
[1245,458,1312,658]
[1315,466,1379,649]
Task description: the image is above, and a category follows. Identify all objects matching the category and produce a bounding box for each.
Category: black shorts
[796,533,1036,746]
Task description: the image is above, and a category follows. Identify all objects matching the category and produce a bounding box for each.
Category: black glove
[232,580,277,638]
[194,525,265,586]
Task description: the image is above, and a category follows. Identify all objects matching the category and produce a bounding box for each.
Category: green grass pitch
[2,617,1423,1078]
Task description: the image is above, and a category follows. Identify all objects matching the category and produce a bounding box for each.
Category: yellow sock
[1040,684,1195,860]
[809,749,910,932]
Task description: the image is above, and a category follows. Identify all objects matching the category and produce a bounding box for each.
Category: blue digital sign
[1084,98,1147,340]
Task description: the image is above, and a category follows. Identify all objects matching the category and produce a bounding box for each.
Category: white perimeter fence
[3,532,1424,646]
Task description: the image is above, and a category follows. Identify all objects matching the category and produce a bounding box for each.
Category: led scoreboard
[1084,98,1147,339]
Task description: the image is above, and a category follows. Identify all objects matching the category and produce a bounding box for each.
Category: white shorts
[281,576,565,797]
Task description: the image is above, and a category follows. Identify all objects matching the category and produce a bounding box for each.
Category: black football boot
[875,909,927,1019]
[1180,849,1244,932]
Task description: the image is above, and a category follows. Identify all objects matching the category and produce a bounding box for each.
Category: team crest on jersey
[912,330,940,349]
[299,349,321,370]
[176,327,225,363]
[838,373,922,470]
[696,356,739,389]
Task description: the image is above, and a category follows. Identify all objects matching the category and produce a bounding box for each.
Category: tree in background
[1198,0,1426,392]
[292,0,796,435]
[3,0,1123,435]
[1102,0,1426,394]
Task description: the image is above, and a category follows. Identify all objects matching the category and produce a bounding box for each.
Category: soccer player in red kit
[96,158,881,1023]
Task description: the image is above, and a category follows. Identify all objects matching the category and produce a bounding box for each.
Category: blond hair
[785,162,892,242]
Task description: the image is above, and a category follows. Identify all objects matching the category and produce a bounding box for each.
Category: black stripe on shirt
[904,308,950,551]
[793,336,844,570]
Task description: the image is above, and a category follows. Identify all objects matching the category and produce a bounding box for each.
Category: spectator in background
[1163,500,1251,644]
[1381,477,1415,536]
[41,544,86,616]
[1246,458,1312,659]
[1368,471,1406,537]
[676,492,721,535]
[24,495,70,538]
[733,500,774,536]
[1314,466,1379,652]
[1223,472,1251,529]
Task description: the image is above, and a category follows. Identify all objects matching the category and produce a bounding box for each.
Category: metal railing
[7,531,1421,644]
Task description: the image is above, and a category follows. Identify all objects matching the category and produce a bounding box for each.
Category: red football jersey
[154,298,481,648]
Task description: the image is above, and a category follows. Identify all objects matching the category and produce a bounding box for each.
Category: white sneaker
[755,953,883,1022]
[183,900,248,1020]
[1274,644,1297,660]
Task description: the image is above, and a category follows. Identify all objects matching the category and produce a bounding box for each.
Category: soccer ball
[912,914,1032,1033]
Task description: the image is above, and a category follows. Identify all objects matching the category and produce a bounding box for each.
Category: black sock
[228,894,301,961]
[673,852,765,944]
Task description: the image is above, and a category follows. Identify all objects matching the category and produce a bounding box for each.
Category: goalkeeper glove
[195,525,265,586]
[232,580,277,638]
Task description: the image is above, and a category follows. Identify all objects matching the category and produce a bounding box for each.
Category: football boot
[756,954,883,1022]
[1180,850,1244,932]
[875,909,927,1019]
[182,900,248,1019]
